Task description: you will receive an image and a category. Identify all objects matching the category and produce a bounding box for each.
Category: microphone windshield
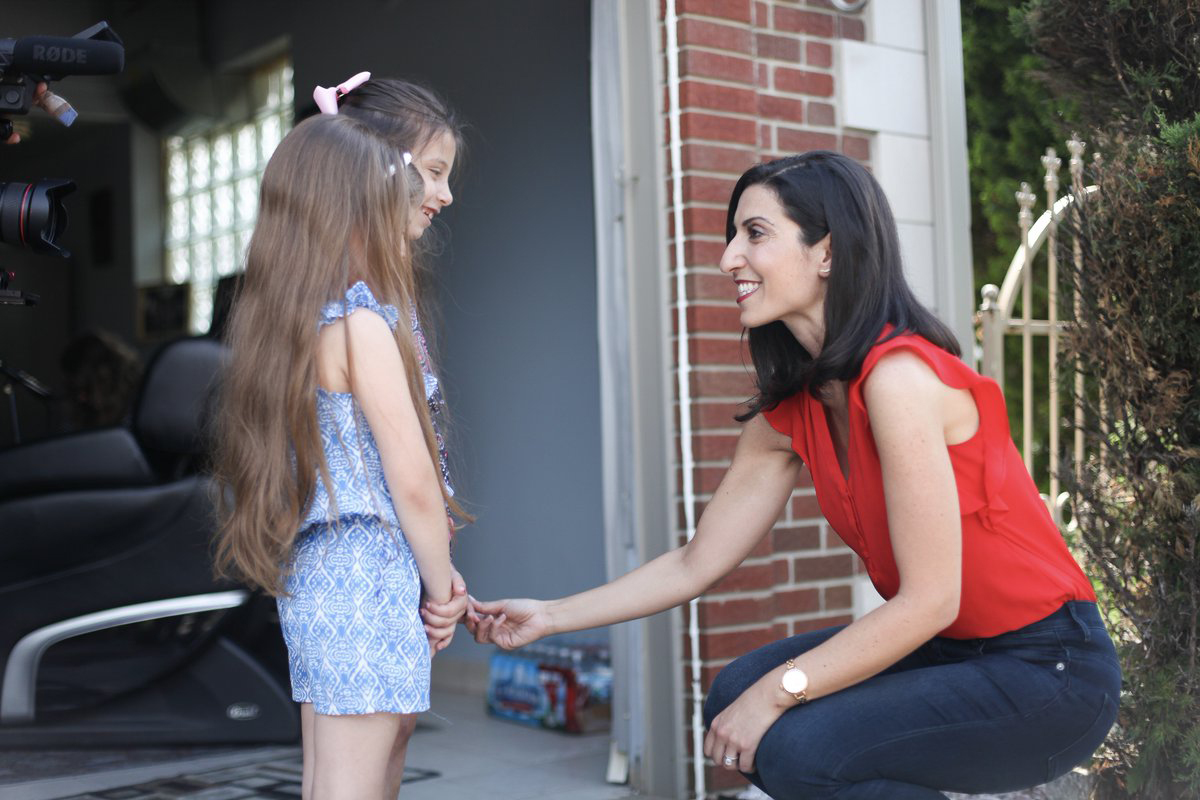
[11,37,124,79]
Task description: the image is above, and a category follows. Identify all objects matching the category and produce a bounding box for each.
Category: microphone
[4,36,124,79]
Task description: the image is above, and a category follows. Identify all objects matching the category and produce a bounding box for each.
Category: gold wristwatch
[780,659,809,704]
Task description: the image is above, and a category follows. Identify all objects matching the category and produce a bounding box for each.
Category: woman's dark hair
[729,151,960,421]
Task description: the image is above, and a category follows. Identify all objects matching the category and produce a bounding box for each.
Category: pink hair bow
[313,71,371,115]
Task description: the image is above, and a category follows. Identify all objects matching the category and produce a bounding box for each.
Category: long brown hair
[212,114,461,594]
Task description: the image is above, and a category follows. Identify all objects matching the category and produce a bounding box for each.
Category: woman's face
[719,184,830,331]
[407,129,458,240]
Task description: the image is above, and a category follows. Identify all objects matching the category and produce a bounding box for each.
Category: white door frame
[591,1,683,796]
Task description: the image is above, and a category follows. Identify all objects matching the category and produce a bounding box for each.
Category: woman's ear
[816,233,832,277]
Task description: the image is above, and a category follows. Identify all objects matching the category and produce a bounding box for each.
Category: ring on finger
[723,755,736,767]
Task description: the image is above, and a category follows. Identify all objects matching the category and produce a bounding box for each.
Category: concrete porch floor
[0,685,1091,800]
[1,688,653,800]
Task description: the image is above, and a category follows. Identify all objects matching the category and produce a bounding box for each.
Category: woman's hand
[467,597,552,650]
[703,674,788,774]
[422,566,468,654]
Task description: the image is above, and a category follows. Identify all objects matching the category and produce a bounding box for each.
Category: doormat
[57,752,439,799]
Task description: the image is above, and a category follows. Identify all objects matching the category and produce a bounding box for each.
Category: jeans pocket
[1046,692,1118,782]
[993,635,1073,696]
[1004,640,1070,668]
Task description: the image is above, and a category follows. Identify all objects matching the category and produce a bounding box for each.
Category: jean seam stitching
[827,695,1068,786]
[829,711,1030,782]
[826,661,1075,782]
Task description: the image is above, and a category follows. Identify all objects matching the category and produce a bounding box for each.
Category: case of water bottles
[486,637,613,733]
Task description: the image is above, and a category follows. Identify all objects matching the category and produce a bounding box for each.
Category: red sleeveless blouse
[762,330,1095,639]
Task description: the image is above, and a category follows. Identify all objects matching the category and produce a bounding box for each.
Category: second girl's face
[407,130,458,240]
[719,184,831,330]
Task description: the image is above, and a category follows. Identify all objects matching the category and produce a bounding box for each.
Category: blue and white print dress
[277,281,453,716]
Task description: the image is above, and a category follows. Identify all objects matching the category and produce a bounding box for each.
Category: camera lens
[0,178,76,257]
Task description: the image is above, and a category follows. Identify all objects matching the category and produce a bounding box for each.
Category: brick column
[661,1,870,795]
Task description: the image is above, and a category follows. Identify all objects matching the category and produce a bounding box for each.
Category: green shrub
[1018,1,1200,138]
[1060,120,1200,799]
[1019,2,1200,796]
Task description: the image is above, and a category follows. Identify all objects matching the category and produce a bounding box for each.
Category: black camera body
[0,76,36,117]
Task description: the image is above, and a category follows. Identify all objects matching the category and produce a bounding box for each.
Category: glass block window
[163,59,293,334]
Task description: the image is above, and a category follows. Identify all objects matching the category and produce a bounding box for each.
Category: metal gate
[975,134,1099,529]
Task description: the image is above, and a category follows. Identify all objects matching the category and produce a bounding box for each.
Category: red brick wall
[660,1,870,794]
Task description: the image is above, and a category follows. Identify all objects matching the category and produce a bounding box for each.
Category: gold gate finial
[1067,135,1085,175]
[1042,147,1061,196]
[1067,135,1087,195]
[1016,182,1036,227]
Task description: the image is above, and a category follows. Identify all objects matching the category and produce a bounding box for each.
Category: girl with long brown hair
[213,112,463,798]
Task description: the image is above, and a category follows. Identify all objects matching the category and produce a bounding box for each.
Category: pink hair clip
[313,71,371,115]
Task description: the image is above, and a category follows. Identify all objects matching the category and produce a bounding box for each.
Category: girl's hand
[468,597,551,650]
[703,674,788,774]
[423,567,468,654]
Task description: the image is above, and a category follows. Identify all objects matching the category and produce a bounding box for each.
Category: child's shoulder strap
[318,281,402,331]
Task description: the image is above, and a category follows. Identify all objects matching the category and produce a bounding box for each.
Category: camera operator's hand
[3,83,48,143]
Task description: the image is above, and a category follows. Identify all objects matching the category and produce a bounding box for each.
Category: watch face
[782,667,808,694]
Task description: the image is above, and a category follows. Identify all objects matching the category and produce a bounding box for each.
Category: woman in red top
[468,152,1120,798]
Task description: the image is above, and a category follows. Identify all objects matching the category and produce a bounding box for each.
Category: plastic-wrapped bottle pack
[486,640,612,733]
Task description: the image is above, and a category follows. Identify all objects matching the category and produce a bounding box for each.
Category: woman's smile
[736,280,760,303]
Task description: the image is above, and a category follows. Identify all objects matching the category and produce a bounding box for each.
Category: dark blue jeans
[703,602,1121,799]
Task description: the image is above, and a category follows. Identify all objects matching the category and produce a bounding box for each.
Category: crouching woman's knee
[703,653,762,728]
[753,725,841,800]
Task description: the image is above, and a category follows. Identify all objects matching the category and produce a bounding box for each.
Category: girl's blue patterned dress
[277,281,453,716]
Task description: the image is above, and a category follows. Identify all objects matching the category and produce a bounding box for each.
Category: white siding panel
[869,0,927,52]
[897,221,937,310]
[876,133,934,224]
[841,41,930,137]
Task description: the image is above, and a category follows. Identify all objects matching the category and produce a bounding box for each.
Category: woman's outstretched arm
[468,414,802,647]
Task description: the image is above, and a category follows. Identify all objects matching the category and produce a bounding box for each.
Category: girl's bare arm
[346,310,452,604]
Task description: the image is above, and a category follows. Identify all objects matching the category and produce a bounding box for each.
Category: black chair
[0,337,297,746]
